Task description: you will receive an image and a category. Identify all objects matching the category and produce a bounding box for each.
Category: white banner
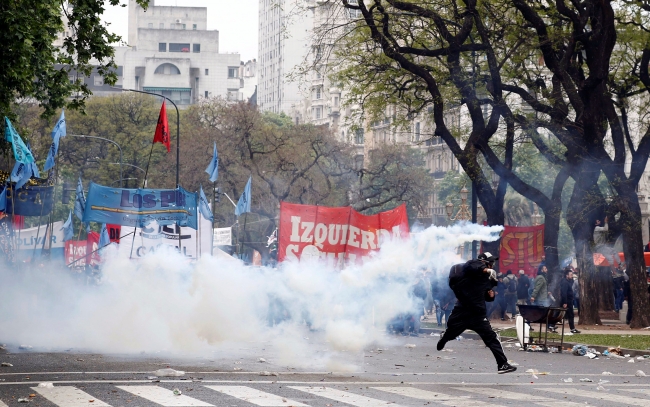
[16,221,65,250]
[122,215,213,259]
[214,227,232,246]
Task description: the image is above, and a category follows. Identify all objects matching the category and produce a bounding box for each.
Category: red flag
[153,101,171,152]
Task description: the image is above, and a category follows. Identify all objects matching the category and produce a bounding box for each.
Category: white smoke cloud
[0,222,502,369]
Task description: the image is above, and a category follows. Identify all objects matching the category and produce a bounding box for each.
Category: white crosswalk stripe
[32,386,111,407]
[204,385,307,406]
[541,387,650,406]
[290,386,407,407]
[452,387,586,407]
[373,386,507,406]
[115,386,213,407]
[621,388,650,396]
[0,400,9,407]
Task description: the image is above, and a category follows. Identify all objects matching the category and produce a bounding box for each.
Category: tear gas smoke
[0,222,502,369]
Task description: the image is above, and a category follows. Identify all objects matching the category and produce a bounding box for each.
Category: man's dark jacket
[517,274,530,300]
[449,259,497,316]
[560,277,574,306]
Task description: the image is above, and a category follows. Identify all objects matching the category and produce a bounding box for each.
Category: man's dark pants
[439,308,508,366]
[565,305,576,330]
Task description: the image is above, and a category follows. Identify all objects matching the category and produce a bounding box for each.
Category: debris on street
[172,388,182,396]
[152,368,185,377]
[258,358,267,363]
[636,370,647,377]
[404,344,416,348]
[259,371,279,376]
[17,398,30,403]
[1,362,13,367]
[579,378,593,382]
[602,372,613,375]
[37,383,54,388]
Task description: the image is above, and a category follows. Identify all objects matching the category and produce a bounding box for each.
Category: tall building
[117,0,244,105]
[258,0,314,114]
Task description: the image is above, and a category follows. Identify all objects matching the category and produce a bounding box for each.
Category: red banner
[108,224,121,243]
[499,224,544,275]
[278,202,409,265]
[65,232,100,268]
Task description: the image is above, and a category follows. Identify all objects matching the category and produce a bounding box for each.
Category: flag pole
[129,141,155,259]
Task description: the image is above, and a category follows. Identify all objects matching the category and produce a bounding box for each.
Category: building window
[159,23,164,29]
[159,43,167,52]
[182,24,186,29]
[148,23,153,28]
[193,24,197,30]
[334,96,339,107]
[415,122,420,142]
[93,76,104,86]
[169,43,191,52]
[205,69,209,75]
[205,91,208,98]
[158,89,191,105]
[227,89,240,101]
[316,87,321,99]
[313,107,322,119]
[228,67,238,78]
[154,63,181,75]
[355,128,364,144]
[193,44,200,53]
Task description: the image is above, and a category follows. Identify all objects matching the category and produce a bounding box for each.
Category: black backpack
[448,263,465,292]
[507,277,517,293]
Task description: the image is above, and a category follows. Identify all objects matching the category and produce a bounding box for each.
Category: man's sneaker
[571,329,581,334]
[498,363,517,374]
[436,338,446,351]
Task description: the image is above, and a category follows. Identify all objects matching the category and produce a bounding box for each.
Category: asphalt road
[1,332,649,407]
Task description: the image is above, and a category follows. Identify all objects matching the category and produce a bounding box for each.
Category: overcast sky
[103,0,259,61]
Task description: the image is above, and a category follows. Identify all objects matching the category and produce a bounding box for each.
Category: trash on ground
[233,367,242,371]
[636,370,647,377]
[624,354,631,357]
[172,389,182,396]
[37,383,54,388]
[599,380,610,384]
[456,336,463,341]
[628,359,635,363]
[152,368,185,377]
[395,364,405,367]
[405,344,416,348]
[258,358,267,363]
[602,372,613,375]
[259,371,279,376]
[17,399,30,403]
[19,345,32,350]
[607,347,623,356]
[585,353,598,359]
[507,360,519,366]
[430,333,440,337]
[563,378,573,383]
[596,384,606,391]
[572,344,588,356]
[579,378,593,382]
[28,394,36,398]
[1,362,13,367]
[636,356,645,360]
[146,376,158,380]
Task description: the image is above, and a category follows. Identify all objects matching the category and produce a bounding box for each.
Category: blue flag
[0,187,6,212]
[205,142,219,182]
[61,210,74,242]
[99,223,111,249]
[199,186,213,222]
[4,117,35,165]
[74,177,85,221]
[235,176,252,216]
[44,110,66,171]
[10,162,32,190]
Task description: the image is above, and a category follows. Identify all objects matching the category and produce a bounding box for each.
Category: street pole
[113,87,182,255]
[68,135,123,187]
[472,182,477,258]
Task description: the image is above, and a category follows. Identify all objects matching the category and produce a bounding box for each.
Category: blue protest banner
[4,184,55,216]
[82,182,198,229]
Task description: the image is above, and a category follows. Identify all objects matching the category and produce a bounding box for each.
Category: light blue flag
[205,142,219,182]
[199,186,213,222]
[61,210,74,242]
[0,187,6,212]
[10,162,32,190]
[235,176,252,216]
[74,177,85,221]
[4,117,35,165]
[99,223,111,249]
[44,110,66,171]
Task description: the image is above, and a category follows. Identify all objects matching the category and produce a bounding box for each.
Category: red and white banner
[499,224,544,275]
[65,232,100,268]
[278,202,409,265]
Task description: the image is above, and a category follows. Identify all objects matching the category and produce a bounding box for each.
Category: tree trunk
[617,192,650,328]
[544,200,563,301]
[566,164,603,325]
[596,266,614,311]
